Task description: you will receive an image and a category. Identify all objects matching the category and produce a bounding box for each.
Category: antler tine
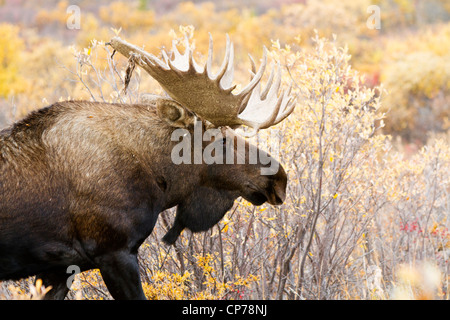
[237,46,268,102]
[214,35,232,83]
[260,64,275,100]
[205,33,214,78]
[185,35,203,74]
[271,88,297,126]
[168,36,189,72]
[265,62,282,103]
[185,35,195,72]
[248,54,257,76]
[187,37,198,74]
[172,39,182,60]
[161,49,170,65]
[261,84,297,129]
[220,42,234,90]
[237,63,283,133]
[247,53,276,100]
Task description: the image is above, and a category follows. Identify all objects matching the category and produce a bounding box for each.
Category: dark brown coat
[0,100,286,299]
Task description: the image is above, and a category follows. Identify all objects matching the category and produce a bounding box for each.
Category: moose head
[109,34,296,244]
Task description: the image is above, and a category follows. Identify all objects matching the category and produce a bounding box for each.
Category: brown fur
[0,100,286,299]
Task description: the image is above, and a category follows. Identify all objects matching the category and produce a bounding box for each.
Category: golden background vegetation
[0,0,449,299]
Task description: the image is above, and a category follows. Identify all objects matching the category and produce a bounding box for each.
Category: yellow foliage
[99,1,155,31]
[0,23,25,97]
[35,0,71,27]
[1,1,450,300]
[142,254,259,300]
[143,271,192,300]
[75,14,111,49]
[392,261,444,300]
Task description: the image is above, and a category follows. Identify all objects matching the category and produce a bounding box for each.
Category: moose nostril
[275,194,283,204]
[273,182,286,205]
[266,183,285,205]
[274,191,285,205]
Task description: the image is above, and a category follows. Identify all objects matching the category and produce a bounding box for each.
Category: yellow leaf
[222,223,229,233]
[35,279,42,292]
[333,193,338,199]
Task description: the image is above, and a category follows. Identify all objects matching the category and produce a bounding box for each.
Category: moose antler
[109,34,295,135]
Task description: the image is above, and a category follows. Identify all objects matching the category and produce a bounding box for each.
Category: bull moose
[0,35,295,299]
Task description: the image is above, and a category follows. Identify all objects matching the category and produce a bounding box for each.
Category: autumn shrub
[0,278,51,300]
[380,23,450,144]
[133,31,448,300]
[98,1,155,32]
[0,23,25,98]
[252,33,389,299]
[1,1,450,300]
[381,50,450,143]
[34,0,72,30]
[371,132,450,298]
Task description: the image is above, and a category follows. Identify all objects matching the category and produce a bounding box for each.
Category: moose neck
[100,103,204,210]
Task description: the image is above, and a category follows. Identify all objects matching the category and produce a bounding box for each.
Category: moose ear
[162,187,237,245]
[141,94,195,128]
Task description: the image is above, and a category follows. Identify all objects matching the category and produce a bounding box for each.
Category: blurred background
[0,0,449,300]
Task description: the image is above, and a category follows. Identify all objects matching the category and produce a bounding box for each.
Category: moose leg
[36,269,70,300]
[97,251,146,300]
